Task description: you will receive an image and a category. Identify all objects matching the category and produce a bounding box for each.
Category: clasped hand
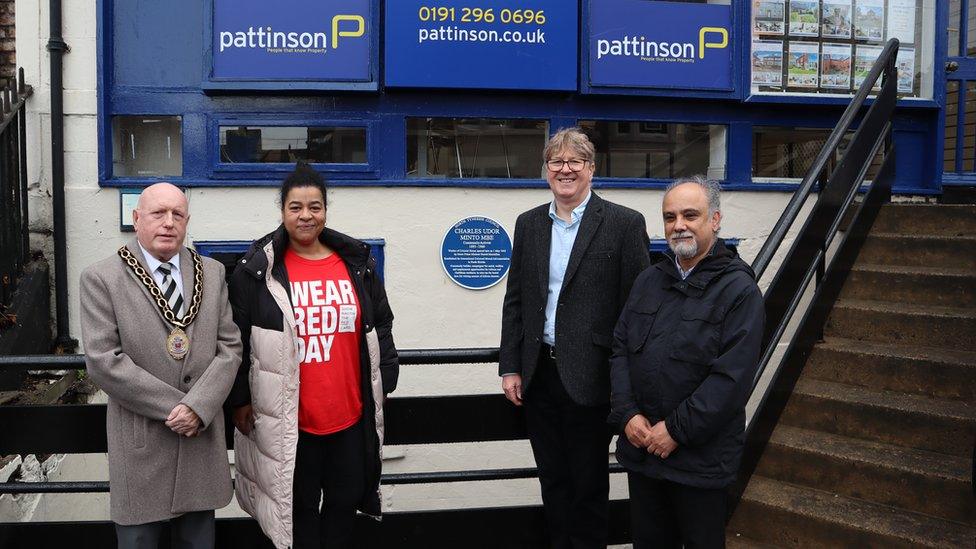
[624,414,677,459]
[166,404,201,437]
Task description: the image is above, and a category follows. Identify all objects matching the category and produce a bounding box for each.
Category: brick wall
[0,0,14,89]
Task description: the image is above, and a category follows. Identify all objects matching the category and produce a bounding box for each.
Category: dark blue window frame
[96,0,948,195]
[210,116,378,181]
[194,239,386,280]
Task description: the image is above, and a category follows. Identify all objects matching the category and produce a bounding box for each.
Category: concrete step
[872,204,976,236]
[839,264,976,308]
[855,234,976,270]
[805,337,976,401]
[726,534,780,548]
[756,425,974,524]
[825,299,976,352]
[781,379,976,457]
[729,476,976,548]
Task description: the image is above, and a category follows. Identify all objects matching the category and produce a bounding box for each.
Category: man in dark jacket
[500,128,650,548]
[609,176,764,548]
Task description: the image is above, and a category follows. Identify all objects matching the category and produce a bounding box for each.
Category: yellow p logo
[698,27,728,59]
[332,15,365,49]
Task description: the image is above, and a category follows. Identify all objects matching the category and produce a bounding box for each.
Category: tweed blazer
[80,239,242,525]
[499,192,651,406]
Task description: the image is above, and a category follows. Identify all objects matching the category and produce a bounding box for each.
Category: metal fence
[0,349,632,548]
[0,68,32,308]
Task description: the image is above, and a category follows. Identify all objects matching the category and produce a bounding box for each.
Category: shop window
[578,121,727,180]
[219,126,367,164]
[749,0,937,99]
[194,239,386,282]
[112,116,183,177]
[753,126,881,181]
[407,118,548,179]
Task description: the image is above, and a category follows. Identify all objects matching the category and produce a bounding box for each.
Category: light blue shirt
[138,242,184,297]
[674,255,695,280]
[543,192,592,346]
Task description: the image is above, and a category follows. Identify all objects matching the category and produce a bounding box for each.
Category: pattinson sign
[588,0,733,91]
[211,0,372,82]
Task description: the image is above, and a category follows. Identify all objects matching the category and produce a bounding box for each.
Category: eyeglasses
[545,159,589,172]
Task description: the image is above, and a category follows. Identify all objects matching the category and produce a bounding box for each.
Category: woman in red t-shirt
[227,162,398,549]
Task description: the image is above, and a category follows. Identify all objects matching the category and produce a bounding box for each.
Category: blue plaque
[441,217,512,290]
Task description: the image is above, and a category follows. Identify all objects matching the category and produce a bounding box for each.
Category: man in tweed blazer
[80,183,241,549]
[499,128,651,548]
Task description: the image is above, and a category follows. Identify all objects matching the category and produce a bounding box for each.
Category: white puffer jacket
[227,227,398,549]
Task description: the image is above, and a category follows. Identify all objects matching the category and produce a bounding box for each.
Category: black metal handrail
[0,348,500,371]
[0,68,34,307]
[750,39,899,283]
[0,464,631,495]
[729,39,900,514]
[0,347,581,498]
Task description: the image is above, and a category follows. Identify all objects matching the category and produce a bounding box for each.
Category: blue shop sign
[441,217,512,290]
[588,0,733,91]
[385,0,577,91]
[211,0,372,83]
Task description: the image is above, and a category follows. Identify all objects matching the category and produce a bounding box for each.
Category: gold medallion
[118,246,204,362]
[167,327,190,360]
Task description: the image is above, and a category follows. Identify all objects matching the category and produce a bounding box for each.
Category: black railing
[729,38,900,513]
[0,349,630,547]
[0,68,33,307]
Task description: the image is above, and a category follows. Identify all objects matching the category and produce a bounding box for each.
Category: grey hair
[665,175,721,216]
[544,127,595,163]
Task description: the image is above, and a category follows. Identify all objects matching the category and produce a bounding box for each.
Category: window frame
[404,116,552,182]
[208,116,378,180]
[194,238,387,279]
[579,117,731,185]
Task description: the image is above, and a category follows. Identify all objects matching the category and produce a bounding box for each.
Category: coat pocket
[584,250,612,261]
[132,414,147,449]
[673,302,723,362]
[627,301,661,354]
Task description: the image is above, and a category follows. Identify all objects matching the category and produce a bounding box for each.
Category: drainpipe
[47,0,75,352]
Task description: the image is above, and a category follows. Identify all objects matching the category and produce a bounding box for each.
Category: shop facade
[19,0,947,351]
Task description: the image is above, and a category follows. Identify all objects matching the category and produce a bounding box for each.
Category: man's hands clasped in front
[166,404,202,437]
[625,413,678,459]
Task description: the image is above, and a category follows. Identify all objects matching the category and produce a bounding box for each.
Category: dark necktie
[157,262,184,319]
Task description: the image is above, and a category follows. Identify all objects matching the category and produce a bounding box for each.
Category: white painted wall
[11,0,810,524]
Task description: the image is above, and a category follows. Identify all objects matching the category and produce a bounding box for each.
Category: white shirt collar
[138,242,181,275]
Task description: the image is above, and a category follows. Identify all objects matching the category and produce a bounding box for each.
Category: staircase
[728,203,976,548]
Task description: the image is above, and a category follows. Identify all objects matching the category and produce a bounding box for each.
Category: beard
[669,231,699,259]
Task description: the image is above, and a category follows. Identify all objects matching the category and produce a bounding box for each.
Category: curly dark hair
[278,160,327,209]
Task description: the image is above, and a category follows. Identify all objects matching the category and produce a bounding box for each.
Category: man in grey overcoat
[80,182,242,548]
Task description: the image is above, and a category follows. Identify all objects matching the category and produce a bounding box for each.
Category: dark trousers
[115,510,214,549]
[293,418,366,549]
[524,349,611,549]
[627,473,726,549]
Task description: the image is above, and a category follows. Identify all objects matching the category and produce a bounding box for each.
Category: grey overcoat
[80,239,242,525]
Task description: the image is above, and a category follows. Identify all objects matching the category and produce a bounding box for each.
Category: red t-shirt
[285,248,363,435]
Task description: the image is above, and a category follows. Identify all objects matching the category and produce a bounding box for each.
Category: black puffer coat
[609,239,764,489]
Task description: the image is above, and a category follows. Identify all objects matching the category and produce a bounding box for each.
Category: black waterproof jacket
[609,239,763,489]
